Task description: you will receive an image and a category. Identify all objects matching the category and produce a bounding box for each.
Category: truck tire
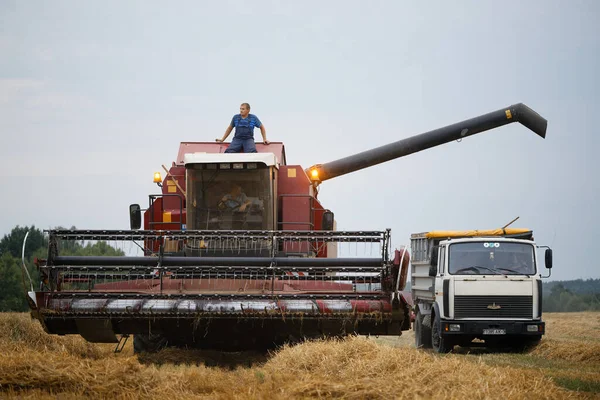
[422,314,432,329]
[431,312,453,353]
[516,335,542,351]
[414,310,432,349]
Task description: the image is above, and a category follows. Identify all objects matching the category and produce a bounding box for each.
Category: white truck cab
[411,229,553,353]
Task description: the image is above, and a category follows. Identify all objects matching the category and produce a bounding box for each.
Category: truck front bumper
[440,320,545,337]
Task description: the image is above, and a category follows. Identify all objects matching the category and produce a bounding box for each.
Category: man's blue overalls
[225,115,258,153]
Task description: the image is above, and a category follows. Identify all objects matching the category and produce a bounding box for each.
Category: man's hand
[239,204,247,212]
[259,125,269,145]
[219,125,233,143]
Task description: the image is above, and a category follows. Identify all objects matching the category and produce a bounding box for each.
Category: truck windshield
[448,242,535,275]
[186,165,273,231]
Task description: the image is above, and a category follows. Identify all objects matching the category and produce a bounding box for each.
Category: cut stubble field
[0,312,598,399]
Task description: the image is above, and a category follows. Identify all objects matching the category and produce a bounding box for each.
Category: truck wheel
[519,335,542,351]
[414,310,432,349]
[431,312,453,353]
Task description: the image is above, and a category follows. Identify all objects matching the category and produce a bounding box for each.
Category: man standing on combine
[216,103,269,153]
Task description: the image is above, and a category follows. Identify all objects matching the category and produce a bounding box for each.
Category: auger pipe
[51,256,384,267]
[307,103,547,182]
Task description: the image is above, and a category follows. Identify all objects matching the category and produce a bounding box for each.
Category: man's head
[230,183,242,196]
[240,103,250,117]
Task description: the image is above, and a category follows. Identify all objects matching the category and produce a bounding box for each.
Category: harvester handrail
[50,256,385,267]
[61,272,381,281]
[45,229,388,242]
[21,231,34,292]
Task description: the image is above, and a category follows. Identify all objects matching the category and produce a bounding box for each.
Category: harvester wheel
[133,333,168,354]
[431,312,453,353]
[414,310,432,349]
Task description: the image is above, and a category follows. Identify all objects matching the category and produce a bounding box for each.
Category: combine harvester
[25,104,547,352]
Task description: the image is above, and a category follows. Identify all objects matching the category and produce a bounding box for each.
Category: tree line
[0,225,124,312]
[542,280,600,312]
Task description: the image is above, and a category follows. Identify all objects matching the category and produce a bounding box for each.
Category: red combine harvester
[28,104,547,352]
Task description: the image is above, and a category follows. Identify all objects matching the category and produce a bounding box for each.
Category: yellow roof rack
[425,228,532,239]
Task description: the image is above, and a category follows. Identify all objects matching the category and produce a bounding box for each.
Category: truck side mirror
[129,204,141,230]
[322,210,334,230]
[545,248,553,269]
[429,247,438,277]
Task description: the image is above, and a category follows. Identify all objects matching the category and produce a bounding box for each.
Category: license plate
[483,328,506,335]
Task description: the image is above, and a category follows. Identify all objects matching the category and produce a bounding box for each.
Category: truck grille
[454,295,533,319]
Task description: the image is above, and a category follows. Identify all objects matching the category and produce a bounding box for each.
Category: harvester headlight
[153,172,162,183]
[310,169,319,180]
[233,163,244,169]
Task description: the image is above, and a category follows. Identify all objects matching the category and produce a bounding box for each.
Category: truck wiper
[454,265,503,275]
[495,267,531,276]
[471,265,504,275]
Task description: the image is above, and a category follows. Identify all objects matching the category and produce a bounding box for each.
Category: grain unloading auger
[27,103,547,352]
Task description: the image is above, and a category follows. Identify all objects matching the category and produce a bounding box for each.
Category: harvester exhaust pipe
[307,103,547,182]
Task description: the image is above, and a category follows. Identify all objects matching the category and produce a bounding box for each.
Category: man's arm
[260,125,270,145]
[216,125,233,142]
[238,193,252,211]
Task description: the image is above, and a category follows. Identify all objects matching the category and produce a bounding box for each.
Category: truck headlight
[449,324,461,332]
[527,324,539,332]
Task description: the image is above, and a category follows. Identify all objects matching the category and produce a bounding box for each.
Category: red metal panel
[277,165,310,196]
[143,198,163,231]
[278,165,313,253]
[161,165,186,211]
[143,198,184,252]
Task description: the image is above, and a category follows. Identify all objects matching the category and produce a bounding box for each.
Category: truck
[24,103,548,352]
[411,229,553,353]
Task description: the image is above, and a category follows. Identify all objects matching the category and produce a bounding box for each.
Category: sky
[1,0,598,281]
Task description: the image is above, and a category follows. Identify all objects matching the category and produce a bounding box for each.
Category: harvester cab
[27,103,548,353]
[184,152,277,232]
[182,152,278,257]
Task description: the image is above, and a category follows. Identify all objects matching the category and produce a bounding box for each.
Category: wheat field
[0,312,598,399]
